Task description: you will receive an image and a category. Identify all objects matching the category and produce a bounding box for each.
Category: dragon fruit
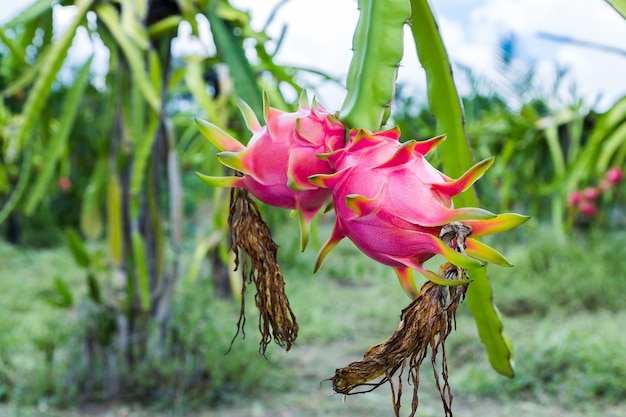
[196,93,346,250]
[310,127,529,297]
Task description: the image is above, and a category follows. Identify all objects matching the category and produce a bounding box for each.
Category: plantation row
[0,1,625,416]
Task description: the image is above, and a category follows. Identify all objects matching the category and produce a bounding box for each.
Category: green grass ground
[1,220,625,416]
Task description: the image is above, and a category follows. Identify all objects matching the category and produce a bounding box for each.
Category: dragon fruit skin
[310,127,529,297]
[196,93,346,250]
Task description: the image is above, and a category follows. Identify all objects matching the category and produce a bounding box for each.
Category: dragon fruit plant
[310,127,528,298]
[196,92,345,250]
[195,0,530,415]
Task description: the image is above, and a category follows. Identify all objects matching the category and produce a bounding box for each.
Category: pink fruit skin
[318,128,450,268]
[309,127,523,298]
[196,94,346,250]
[606,166,623,185]
[579,201,597,216]
[583,187,599,201]
[567,191,582,206]
[235,102,345,215]
[311,129,495,270]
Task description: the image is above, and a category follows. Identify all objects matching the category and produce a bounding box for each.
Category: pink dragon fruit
[606,166,623,185]
[310,127,529,297]
[196,93,346,250]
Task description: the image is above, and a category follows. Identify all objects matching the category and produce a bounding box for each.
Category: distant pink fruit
[579,201,597,217]
[567,191,581,207]
[583,187,599,200]
[58,177,72,192]
[196,93,346,250]
[310,127,529,297]
[606,166,623,185]
[598,179,612,192]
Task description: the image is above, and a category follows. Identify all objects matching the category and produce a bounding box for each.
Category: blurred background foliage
[0,0,625,415]
[393,33,626,235]
[0,0,304,407]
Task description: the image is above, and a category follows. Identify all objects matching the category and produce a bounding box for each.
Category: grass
[0,242,83,398]
[451,312,626,405]
[1,218,626,416]
[486,226,626,314]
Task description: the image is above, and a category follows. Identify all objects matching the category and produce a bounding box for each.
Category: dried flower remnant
[329,223,474,417]
[228,185,299,354]
[197,94,344,354]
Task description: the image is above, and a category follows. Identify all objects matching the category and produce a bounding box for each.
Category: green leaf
[596,121,626,174]
[118,0,150,50]
[66,229,91,268]
[544,123,566,177]
[107,174,124,267]
[132,230,151,312]
[467,267,514,372]
[80,159,107,240]
[147,164,165,282]
[0,141,33,225]
[184,57,220,122]
[5,0,94,161]
[87,273,102,304]
[1,47,45,96]
[185,232,222,282]
[3,0,55,28]
[24,56,94,214]
[96,3,161,113]
[168,150,184,246]
[129,107,159,219]
[409,0,514,377]
[148,49,162,94]
[177,0,200,35]
[0,164,8,194]
[205,3,263,120]
[148,15,183,39]
[339,0,410,131]
[605,0,626,19]
[43,276,74,309]
[0,4,79,223]
[566,96,626,188]
[0,28,27,65]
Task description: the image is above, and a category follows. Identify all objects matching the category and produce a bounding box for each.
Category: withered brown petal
[329,261,469,417]
[227,185,299,354]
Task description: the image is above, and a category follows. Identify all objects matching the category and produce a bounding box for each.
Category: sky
[228,0,626,112]
[2,0,626,112]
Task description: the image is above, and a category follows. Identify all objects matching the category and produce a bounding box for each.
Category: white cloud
[437,16,497,73]
[235,0,626,111]
[434,0,626,110]
[2,0,625,112]
[0,2,32,24]
[231,0,358,109]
